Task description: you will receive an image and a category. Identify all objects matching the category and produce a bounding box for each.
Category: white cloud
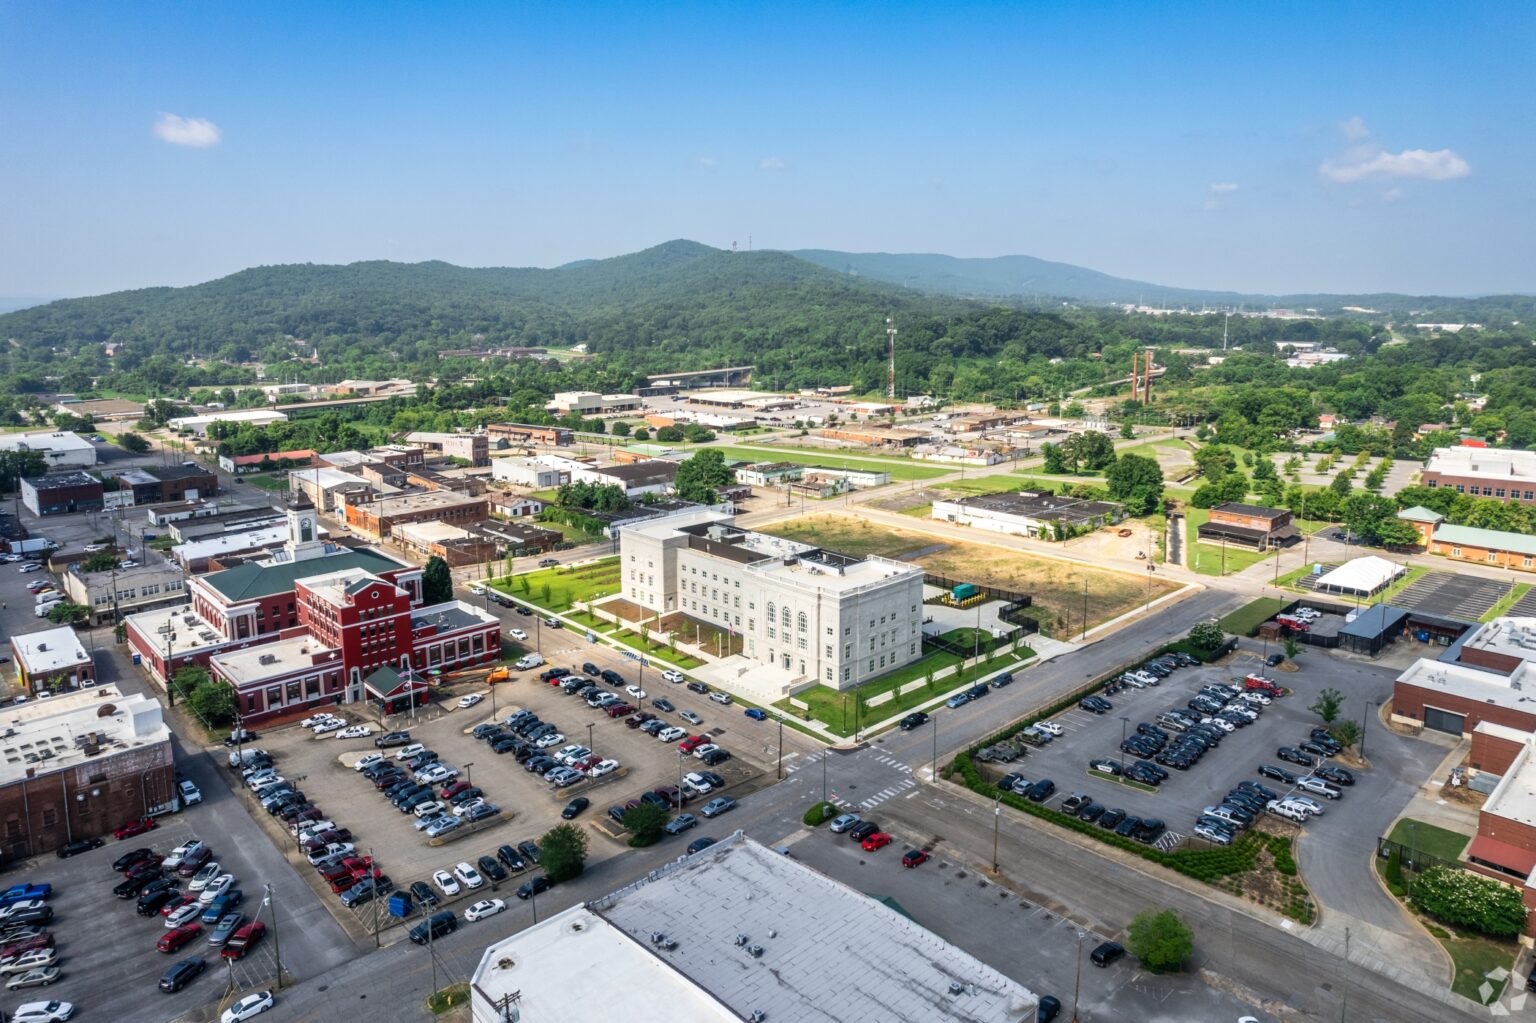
[758,156,786,172]
[152,113,221,148]
[1208,182,1238,194]
[696,155,718,170]
[1382,187,1405,204]
[1341,116,1370,141]
[1203,182,1238,211]
[1320,146,1470,183]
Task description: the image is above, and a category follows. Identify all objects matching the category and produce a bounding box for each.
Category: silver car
[829,813,861,834]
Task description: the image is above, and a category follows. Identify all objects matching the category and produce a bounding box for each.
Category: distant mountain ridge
[789,249,1533,316]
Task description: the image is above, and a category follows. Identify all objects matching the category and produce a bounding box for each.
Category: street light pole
[463,762,474,787]
[1080,579,1088,641]
[1360,701,1375,758]
[776,715,784,780]
[1070,930,1085,1023]
[586,722,594,752]
[1119,716,1130,777]
[932,714,938,781]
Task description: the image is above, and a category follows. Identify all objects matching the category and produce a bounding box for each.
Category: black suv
[410,911,458,944]
[600,669,625,686]
[900,711,929,730]
[1091,941,1126,967]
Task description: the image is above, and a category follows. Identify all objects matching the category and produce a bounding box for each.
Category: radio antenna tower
[1222,311,1231,352]
[885,317,898,399]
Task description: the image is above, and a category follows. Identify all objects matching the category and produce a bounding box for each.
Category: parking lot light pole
[991,795,1000,873]
[1360,701,1376,758]
[931,715,938,781]
[776,715,784,780]
[263,883,284,990]
[463,762,474,787]
[586,722,594,751]
[1118,717,1130,777]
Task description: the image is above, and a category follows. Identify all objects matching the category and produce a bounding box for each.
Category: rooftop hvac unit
[258,654,277,665]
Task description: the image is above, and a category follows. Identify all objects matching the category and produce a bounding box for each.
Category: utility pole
[1361,701,1375,757]
[776,715,784,780]
[263,883,284,990]
[931,715,938,781]
[1070,931,1085,1022]
[991,796,1001,873]
[1080,580,1089,641]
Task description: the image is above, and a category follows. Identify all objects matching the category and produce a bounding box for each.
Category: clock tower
[285,490,328,562]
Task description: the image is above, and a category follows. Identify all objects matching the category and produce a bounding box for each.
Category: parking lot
[243,642,783,939]
[3,813,303,1023]
[973,647,1392,850]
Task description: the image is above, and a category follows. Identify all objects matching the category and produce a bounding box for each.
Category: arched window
[781,606,791,628]
[797,611,808,633]
[766,602,776,622]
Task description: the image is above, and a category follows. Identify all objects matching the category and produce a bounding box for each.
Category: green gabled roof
[1397,506,1445,523]
[204,548,408,601]
[1433,523,1536,559]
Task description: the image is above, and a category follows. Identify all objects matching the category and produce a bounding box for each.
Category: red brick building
[1196,503,1299,550]
[1421,446,1536,505]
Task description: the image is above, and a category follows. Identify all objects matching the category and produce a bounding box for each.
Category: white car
[0,949,57,975]
[83,543,109,553]
[451,798,487,817]
[165,902,203,928]
[463,898,506,922]
[312,719,344,734]
[1241,692,1272,706]
[691,744,720,760]
[414,800,446,819]
[1200,717,1235,733]
[1286,795,1326,816]
[555,745,591,766]
[625,685,647,699]
[299,713,337,728]
[12,1002,75,1023]
[220,991,275,1023]
[509,628,528,641]
[453,861,485,890]
[188,862,223,890]
[457,693,484,710]
[586,758,619,778]
[394,743,426,760]
[1034,721,1063,736]
[682,772,713,795]
[354,753,385,771]
[416,764,458,784]
[415,814,450,832]
[534,732,565,749]
[199,875,235,903]
[337,725,373,740]
[662,670,685,683]
[295,819,337,837]
[432,869,461,897]
[657,726,687,742]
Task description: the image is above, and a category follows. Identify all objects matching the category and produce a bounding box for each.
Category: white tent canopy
[1313,556,1405,597]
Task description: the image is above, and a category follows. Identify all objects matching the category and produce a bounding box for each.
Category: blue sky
[2,1,1531,298]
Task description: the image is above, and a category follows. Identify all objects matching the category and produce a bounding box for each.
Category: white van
[468,582,486,596]
[34,601,62,618]
[514,653,545,670]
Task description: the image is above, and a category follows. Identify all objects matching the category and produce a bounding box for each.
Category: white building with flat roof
[469,833,1037,1023]
[0,431,96,469]
[544,391,641,415]
[168,408,288,435]
[617,509,924,690]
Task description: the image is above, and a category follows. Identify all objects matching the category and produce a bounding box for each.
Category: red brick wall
[1478,810,1536,856]
[1423,473,1536,504]
[1458,646,1525,675]
[0,747,175,857]
[1471,730,1527,774]
[1394,682,1536,734]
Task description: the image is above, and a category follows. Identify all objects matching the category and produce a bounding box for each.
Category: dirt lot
[760,513,1177,634]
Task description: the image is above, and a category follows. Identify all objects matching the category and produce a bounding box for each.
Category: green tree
[654,426,684,443]
[539,823,589,883]
[422,556,454,605]
[622,803,669,846]
[81,552,121,573]
[1310,687,1344,724]
[674,448,735,505]
[610,420,631,437]
[1105,453,1165,516]
[187,680,237,727]
[1126,908,1194,973]
[1186,621,1225,654]
[1330,719,1362,749]
[1119,421,1134,439]
[118,432,150,453]
[633,427,650,441]
[1065,430,1116,471]
[46,602,90,625]
[1329,470,1353,497]
[1042,442,1067,474]
[1282,637,1299,659]
[0,450,47,495]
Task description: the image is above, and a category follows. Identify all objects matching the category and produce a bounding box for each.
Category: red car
[902,849,931,868]
[0,934,55,960]
[157,922,202,953]
[159,893,196,917]
[677,735,709,754]
[114,817,157,840]
[327,874,358,894]
[441,780,473,800]
[221,920,266,960]
[604,703,633,718]
[861,832,893,852]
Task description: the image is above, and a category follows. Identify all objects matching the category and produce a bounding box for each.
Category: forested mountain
[791,249,1536,320]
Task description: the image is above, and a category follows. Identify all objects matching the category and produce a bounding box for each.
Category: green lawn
[713,445,952,481]
[931,475,1042,496]
[610,629,705,669]
[536,518,607,544]
[1443,932,1517,1003]
[1185,508,1276,576]
[244,474,289,492]
[1387,817,1471,861]
[778,645,1035,736]
[1481,584,1532,623]
[565,609,620,633]
[492,557,621,612]
[1219,598,1287,636]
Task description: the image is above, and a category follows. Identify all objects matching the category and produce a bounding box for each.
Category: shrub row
[1269,835,1298,876]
